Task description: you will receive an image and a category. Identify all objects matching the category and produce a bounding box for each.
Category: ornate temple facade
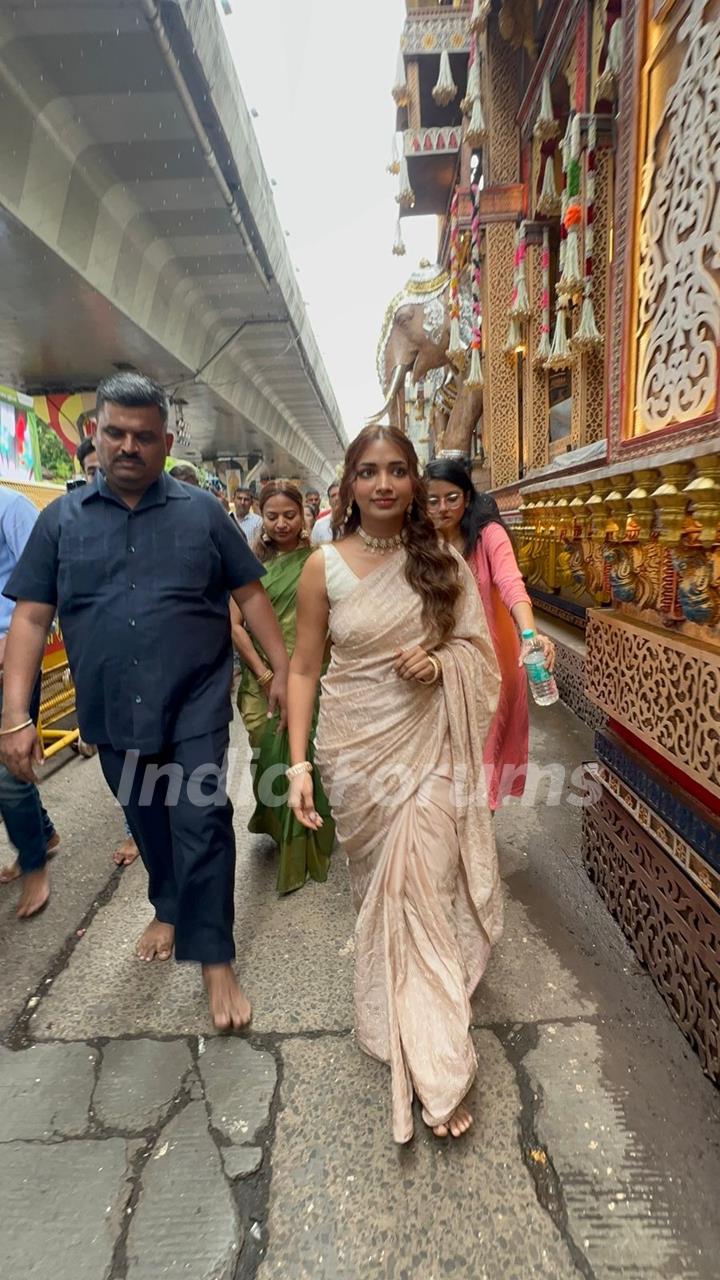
[382,0,719,1080]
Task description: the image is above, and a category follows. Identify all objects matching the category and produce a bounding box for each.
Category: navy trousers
[0,678,56,873]
[98,727,236,964]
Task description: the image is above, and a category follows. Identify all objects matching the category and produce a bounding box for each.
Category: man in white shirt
[231,487,262,544]
[310,481,340,545]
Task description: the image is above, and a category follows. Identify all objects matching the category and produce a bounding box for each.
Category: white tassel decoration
[447,316,465,361]
[465,94,487,147]
[512,274,531,321]
[536,154,560,216]
[597,19,624,99]
[608,17,624,76]
[432,50,457,107]
[461,50,481,115]
[573,295,602,350]
[533,75,560,142]
[395,155,415,208]
[465,345,484,388]
[535,328,552,364]
[545,304,571,369]
[504,315,523,356]
[392,50,408,106]
[392,218,406,257]
[469,0,491,35]
[386,132,400,176]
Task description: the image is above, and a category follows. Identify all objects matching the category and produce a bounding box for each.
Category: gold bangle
[0,717,34,737]
[285,761,312,780]
[257,669,273,688]
[417,654,441,685]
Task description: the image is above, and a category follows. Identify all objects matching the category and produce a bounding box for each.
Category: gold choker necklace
[358,527,404,555]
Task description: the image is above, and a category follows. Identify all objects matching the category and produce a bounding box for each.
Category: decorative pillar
[526,230,549,470]
[581,144,613,443]
[483,20,521,486]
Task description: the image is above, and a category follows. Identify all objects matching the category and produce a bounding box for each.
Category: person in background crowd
[425,459,555,810]
[303,503,316,539]
[310,481,340,545]
[168,463,200,486]
[77,433,141,867]
[76,436,99,481]
[0,372,289,1030]
[287,425,501,1143]
[0,487,59,918]
[230,487,262,543]
[305,487,321,517]
[231,482,333,893]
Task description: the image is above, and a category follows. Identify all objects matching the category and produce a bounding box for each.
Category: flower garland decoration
[572,115,603,352]
[386,132,400,176]
[465,181,484,388]
[597,16,623,101]
[545,127,572,370]
[432,50,458,107]
[392,218,406,258]
[392,50,408,107]
[510,221,532,321]
[504,225,525,358]
[462,35,487,147]
[469,0,491,34]
[396,153,415,209]
[557,113,584,298]
[534,75,560,217]
[446,191,465,360]
[533,75,560,143]
[534,227,552,366]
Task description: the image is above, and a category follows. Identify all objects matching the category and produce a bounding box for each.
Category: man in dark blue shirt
[1,373,289,1031]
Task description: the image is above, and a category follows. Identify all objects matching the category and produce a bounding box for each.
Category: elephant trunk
[368,363,409,424]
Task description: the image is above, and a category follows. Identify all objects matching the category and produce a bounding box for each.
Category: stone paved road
[1,706,718,1279]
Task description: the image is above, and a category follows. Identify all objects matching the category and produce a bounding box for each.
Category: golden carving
[585,610,720,799]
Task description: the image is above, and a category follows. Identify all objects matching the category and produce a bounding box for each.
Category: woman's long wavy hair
[333,425,461,644]
[252,481,306,563]
[424,458,513,560]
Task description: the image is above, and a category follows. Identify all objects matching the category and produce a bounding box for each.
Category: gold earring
[343,501,353,524]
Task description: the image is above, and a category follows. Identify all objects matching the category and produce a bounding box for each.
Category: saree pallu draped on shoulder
[314,549,502,1142]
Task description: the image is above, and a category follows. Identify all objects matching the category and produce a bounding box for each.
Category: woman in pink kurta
[426,460,556,809]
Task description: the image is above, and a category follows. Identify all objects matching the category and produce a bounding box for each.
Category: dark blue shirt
[4,472,264,752]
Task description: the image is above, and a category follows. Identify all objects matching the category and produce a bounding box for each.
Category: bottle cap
[521,629,536,639]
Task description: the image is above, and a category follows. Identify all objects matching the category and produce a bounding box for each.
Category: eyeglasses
[427,492,464,510]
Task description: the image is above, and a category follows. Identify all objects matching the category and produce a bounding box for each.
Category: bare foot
[203,964,252,1031]
[1,832,60,886]
[432,1102,473,1139]
[136,918,175,962]
[17,867,51,919]
[114,836,140,867]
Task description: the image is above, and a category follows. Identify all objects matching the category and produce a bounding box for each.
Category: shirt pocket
[58,532,110,599]
[172,536,212,592]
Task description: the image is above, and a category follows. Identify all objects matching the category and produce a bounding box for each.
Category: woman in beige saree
[287,426,503,1143]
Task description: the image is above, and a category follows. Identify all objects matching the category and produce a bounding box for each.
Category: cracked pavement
[1,706,719,1279]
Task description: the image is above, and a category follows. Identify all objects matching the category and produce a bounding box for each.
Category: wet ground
[1,702,719,1279]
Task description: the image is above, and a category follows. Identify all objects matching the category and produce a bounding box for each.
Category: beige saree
[315,547,503,1142]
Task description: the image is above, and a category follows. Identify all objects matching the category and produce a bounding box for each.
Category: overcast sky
[218,0,438,439]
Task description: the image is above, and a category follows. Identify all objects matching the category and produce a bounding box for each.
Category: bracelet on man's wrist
[0,717,34,737]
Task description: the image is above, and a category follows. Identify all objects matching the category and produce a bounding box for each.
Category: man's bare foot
[114,837,140,867]
[136,918,175,962]
[432,1102,473,1139]
[17,867,51,919]
[203,964,252,1032]
[1,832,60,886]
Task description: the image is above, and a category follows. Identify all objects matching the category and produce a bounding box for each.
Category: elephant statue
[371,260,484,461]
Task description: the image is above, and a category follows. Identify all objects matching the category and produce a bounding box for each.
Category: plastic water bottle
[521,629,559,706]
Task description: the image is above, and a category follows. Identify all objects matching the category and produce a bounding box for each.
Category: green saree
[237,546,334,894]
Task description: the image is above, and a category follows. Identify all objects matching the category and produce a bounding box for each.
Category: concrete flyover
[0,0,347,482]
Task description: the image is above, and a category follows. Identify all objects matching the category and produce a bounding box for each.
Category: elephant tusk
[367,363,408,423]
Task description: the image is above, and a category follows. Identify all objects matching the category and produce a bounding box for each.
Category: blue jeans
[0,678,56,873]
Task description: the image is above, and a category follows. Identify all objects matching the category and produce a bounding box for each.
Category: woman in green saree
[230,481,334,893]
